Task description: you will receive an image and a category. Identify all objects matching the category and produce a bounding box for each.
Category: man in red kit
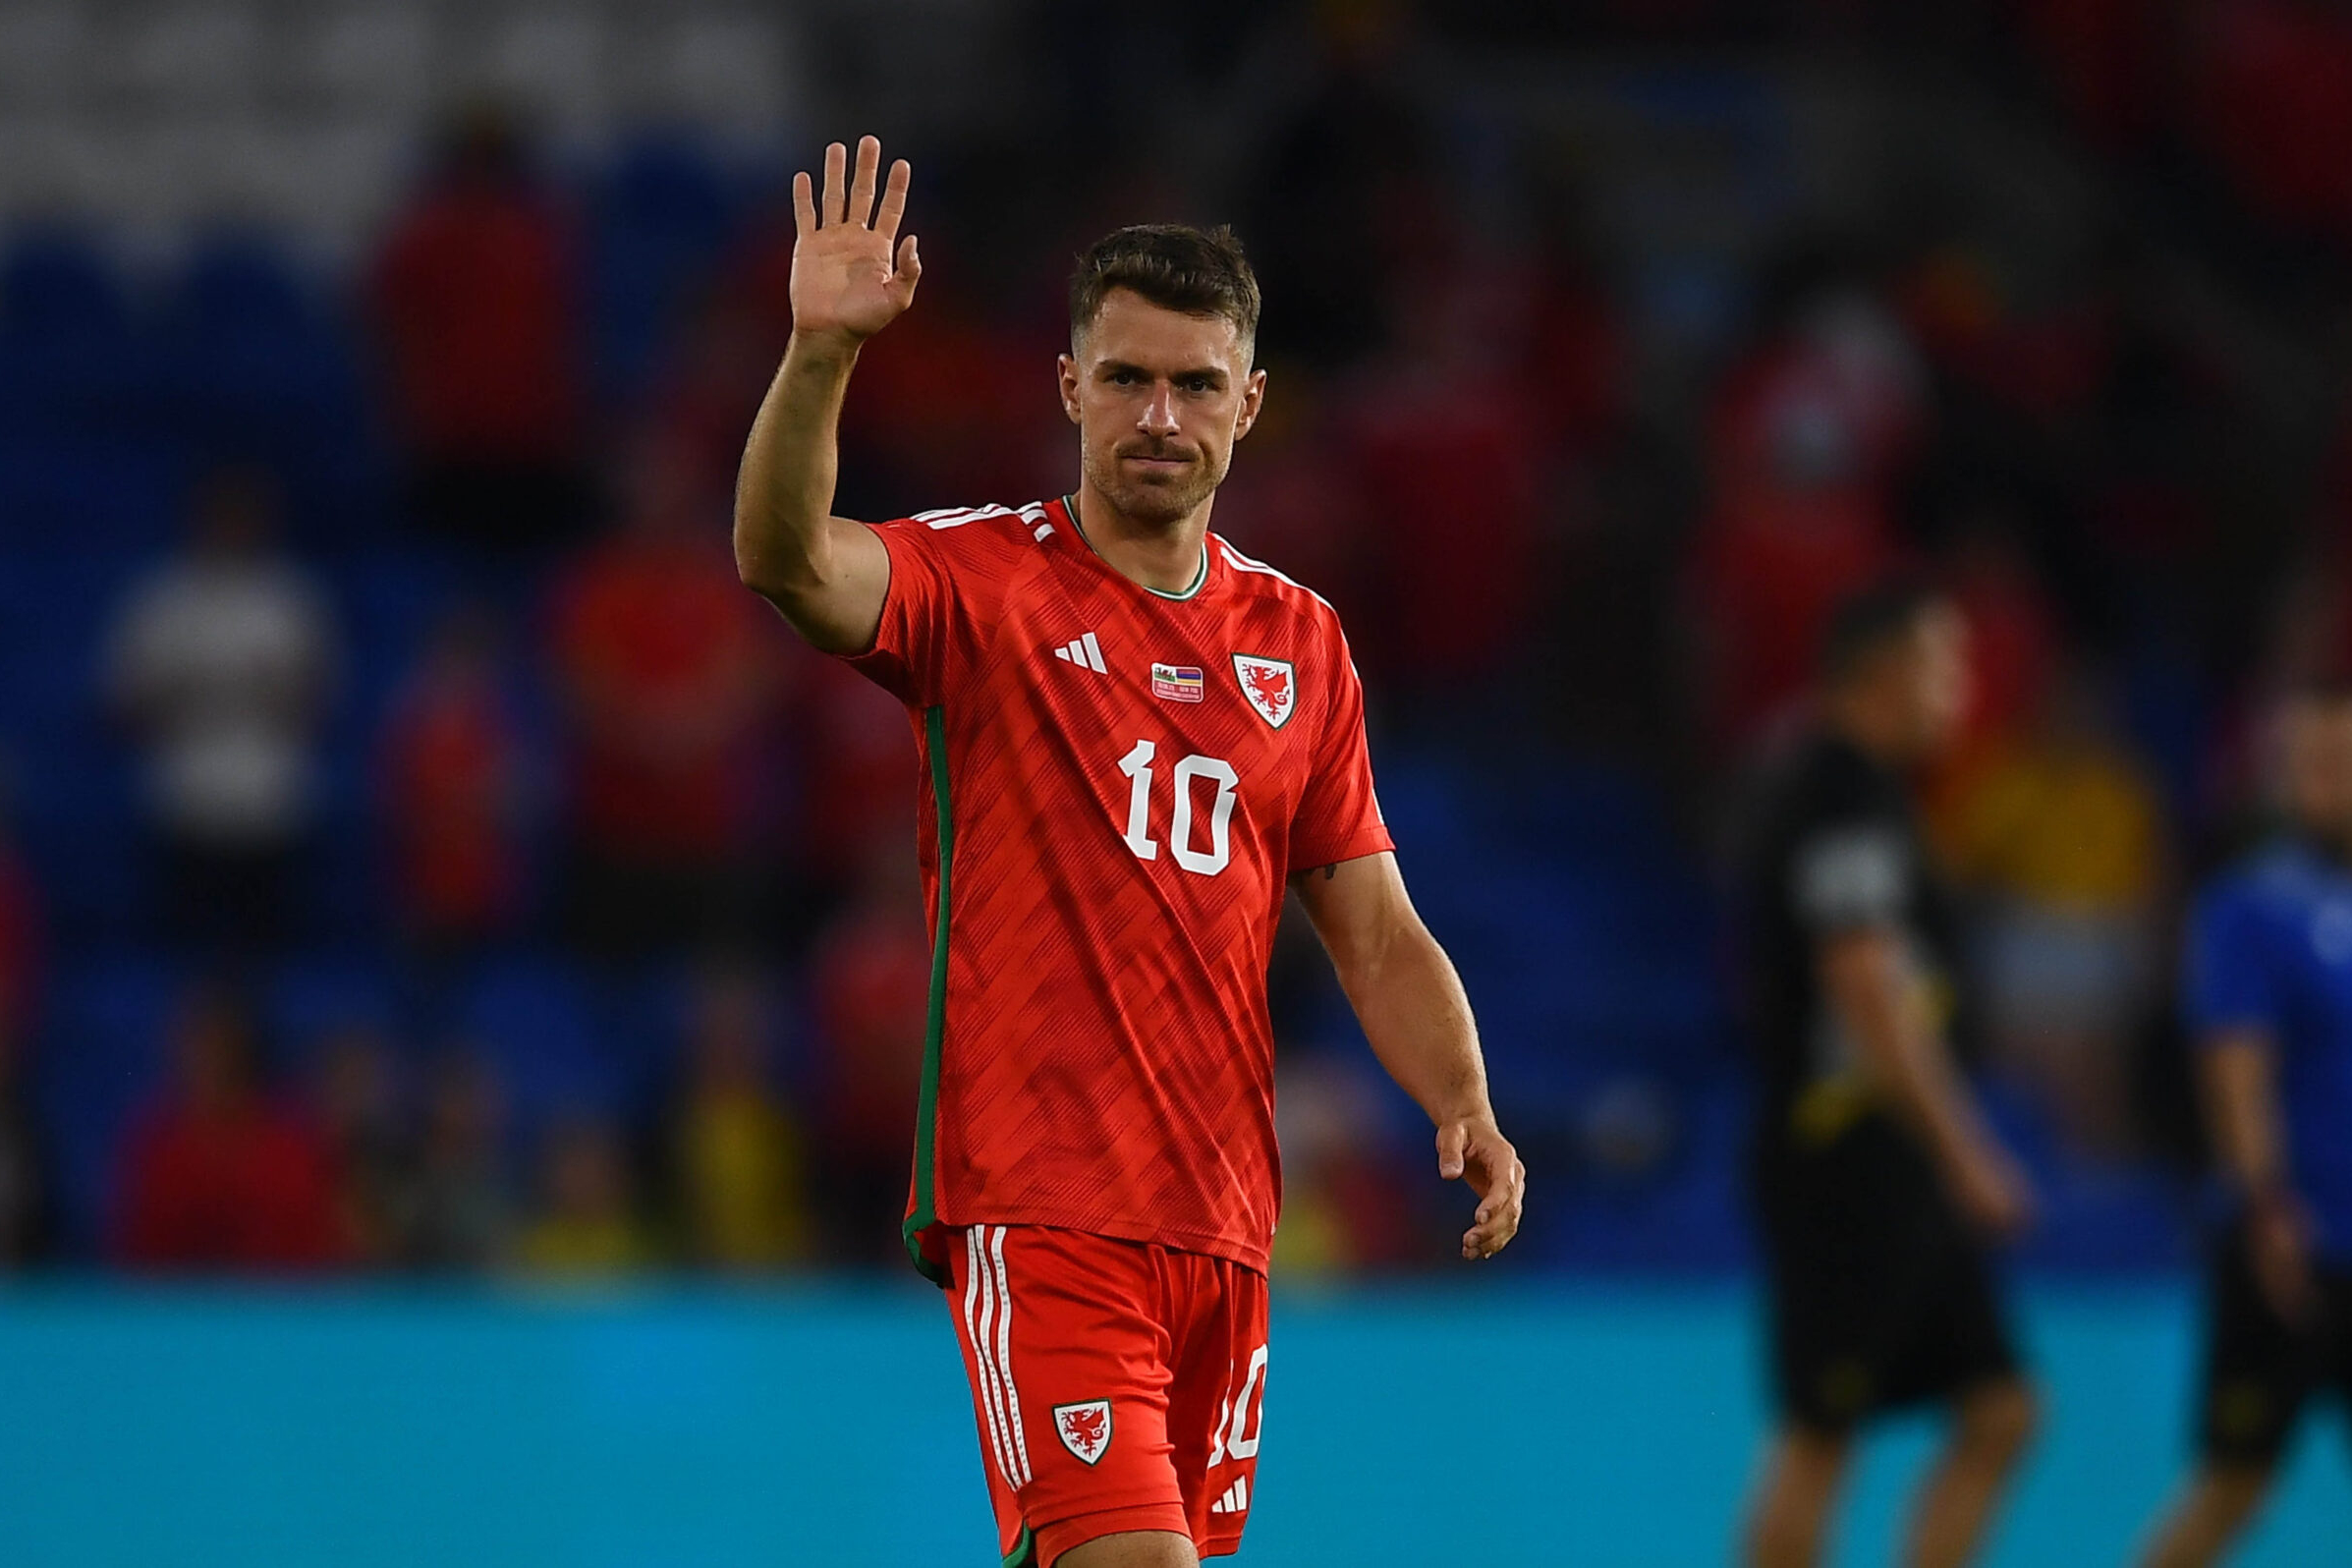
[735,137,1527,1568]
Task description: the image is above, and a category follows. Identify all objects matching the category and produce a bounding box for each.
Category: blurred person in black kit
[1735,582,2040,1568]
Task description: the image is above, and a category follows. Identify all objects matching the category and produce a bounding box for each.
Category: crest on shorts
[1232,654,1296,730]
[1052,1399,1113,1466]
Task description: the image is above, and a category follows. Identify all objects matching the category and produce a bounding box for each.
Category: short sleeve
[1288,637,1394,873]
[840,519,959,706]
[1788,824,1910,933]
[2184,885,2282,1041]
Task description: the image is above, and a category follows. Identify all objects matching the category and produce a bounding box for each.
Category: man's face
[1060,288,1265,528]
[1878,603,1972,761]
[2282,698,2352,839]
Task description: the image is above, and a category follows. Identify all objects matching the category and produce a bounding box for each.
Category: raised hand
[790,135,920,348]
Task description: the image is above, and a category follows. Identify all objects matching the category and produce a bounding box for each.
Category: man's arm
[1818,927,2034,1233]
[734,136,921,654]
[2200,1029,2315,1320]
[1292,852,1526,1260]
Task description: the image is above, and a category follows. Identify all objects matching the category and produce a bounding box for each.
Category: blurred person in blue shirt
[2140,680,2352,1567]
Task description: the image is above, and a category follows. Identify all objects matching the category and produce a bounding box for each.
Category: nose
[1138,382,1180,437]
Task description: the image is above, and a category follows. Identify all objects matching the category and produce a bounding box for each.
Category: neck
[1073,477,1211,596]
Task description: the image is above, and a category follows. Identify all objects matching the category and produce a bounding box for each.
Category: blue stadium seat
[0,434,184,554]
[0,230,124,337]
[328,546,468,726]
[0,541,160,938]
[264,951,401,1063]
[1372,755,1478,861]
[8,738,142,942]
[599,961,698,1105]
[1364,745,1746,1268]
[155,232,382,544]
[588,136,741,410]
[0,228,156,445]
[457,956,629,1142]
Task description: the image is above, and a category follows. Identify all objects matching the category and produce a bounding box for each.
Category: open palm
[791,136,920,344]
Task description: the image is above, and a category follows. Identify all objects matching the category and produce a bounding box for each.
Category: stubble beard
[1082,439,1228,530]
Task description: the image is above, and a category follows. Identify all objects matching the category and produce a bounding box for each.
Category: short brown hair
[1820,576,1947,683]
[1069,224,1261,359]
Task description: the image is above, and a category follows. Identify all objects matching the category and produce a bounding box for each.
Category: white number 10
[1116,740,1239,876]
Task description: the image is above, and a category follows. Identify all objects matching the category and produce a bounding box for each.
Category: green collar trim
[1062,493,1208,601]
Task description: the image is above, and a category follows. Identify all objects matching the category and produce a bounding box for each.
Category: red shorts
[944,1224,1270,1566]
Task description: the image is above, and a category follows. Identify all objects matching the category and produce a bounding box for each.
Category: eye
[1109,369,1140,386]
[1183,375,1215,394]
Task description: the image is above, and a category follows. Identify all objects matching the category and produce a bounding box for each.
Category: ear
[1056,354,1083,424]
[1232,367,1268,443]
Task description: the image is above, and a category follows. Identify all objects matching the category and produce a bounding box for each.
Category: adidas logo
[1051,632,1107,673]
[1209,1476,1251,1516]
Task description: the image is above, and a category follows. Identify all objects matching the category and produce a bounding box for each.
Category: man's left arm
[1292,852,1526,1260]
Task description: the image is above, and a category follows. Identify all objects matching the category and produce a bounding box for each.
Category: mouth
[1120,453,1196,476]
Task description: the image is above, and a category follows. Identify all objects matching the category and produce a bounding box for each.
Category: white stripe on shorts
[965,1227,1022,1487]
[988,1226,1034,1484]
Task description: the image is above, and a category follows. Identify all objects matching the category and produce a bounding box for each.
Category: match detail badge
[1053,1400,1113,1466]
[1151,662,1205,702]
[1231,654,1296,729]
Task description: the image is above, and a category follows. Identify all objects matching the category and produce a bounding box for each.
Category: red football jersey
[842,495,1391,1279]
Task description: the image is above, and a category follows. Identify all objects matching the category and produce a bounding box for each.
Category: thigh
[944,1225,1190,1567]
[1165,1258,1271,1559]
[1764,1255,1889,1432]
[1758,1157,1924,1431]
[1883,1214,2022,1412]
[2198,1228,2319,1468]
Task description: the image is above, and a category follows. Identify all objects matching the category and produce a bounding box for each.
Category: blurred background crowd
[2,0,2349,1282]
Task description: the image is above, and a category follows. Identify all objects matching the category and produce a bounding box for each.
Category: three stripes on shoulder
[913,502,1057,541]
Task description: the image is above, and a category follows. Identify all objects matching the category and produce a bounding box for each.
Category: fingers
[1460,1152,1527,1261]
[821,140,848,225]
[1462,1212,1516,1258]
[1462,1213,1520,1258]
[791,170,815,237]
[890,234,923,307]
[806,140,904,237]
[1435,1122,1468,1182]
[1439,1121,1529,1259]
[875,157,912,242]
[848,135,881,228]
